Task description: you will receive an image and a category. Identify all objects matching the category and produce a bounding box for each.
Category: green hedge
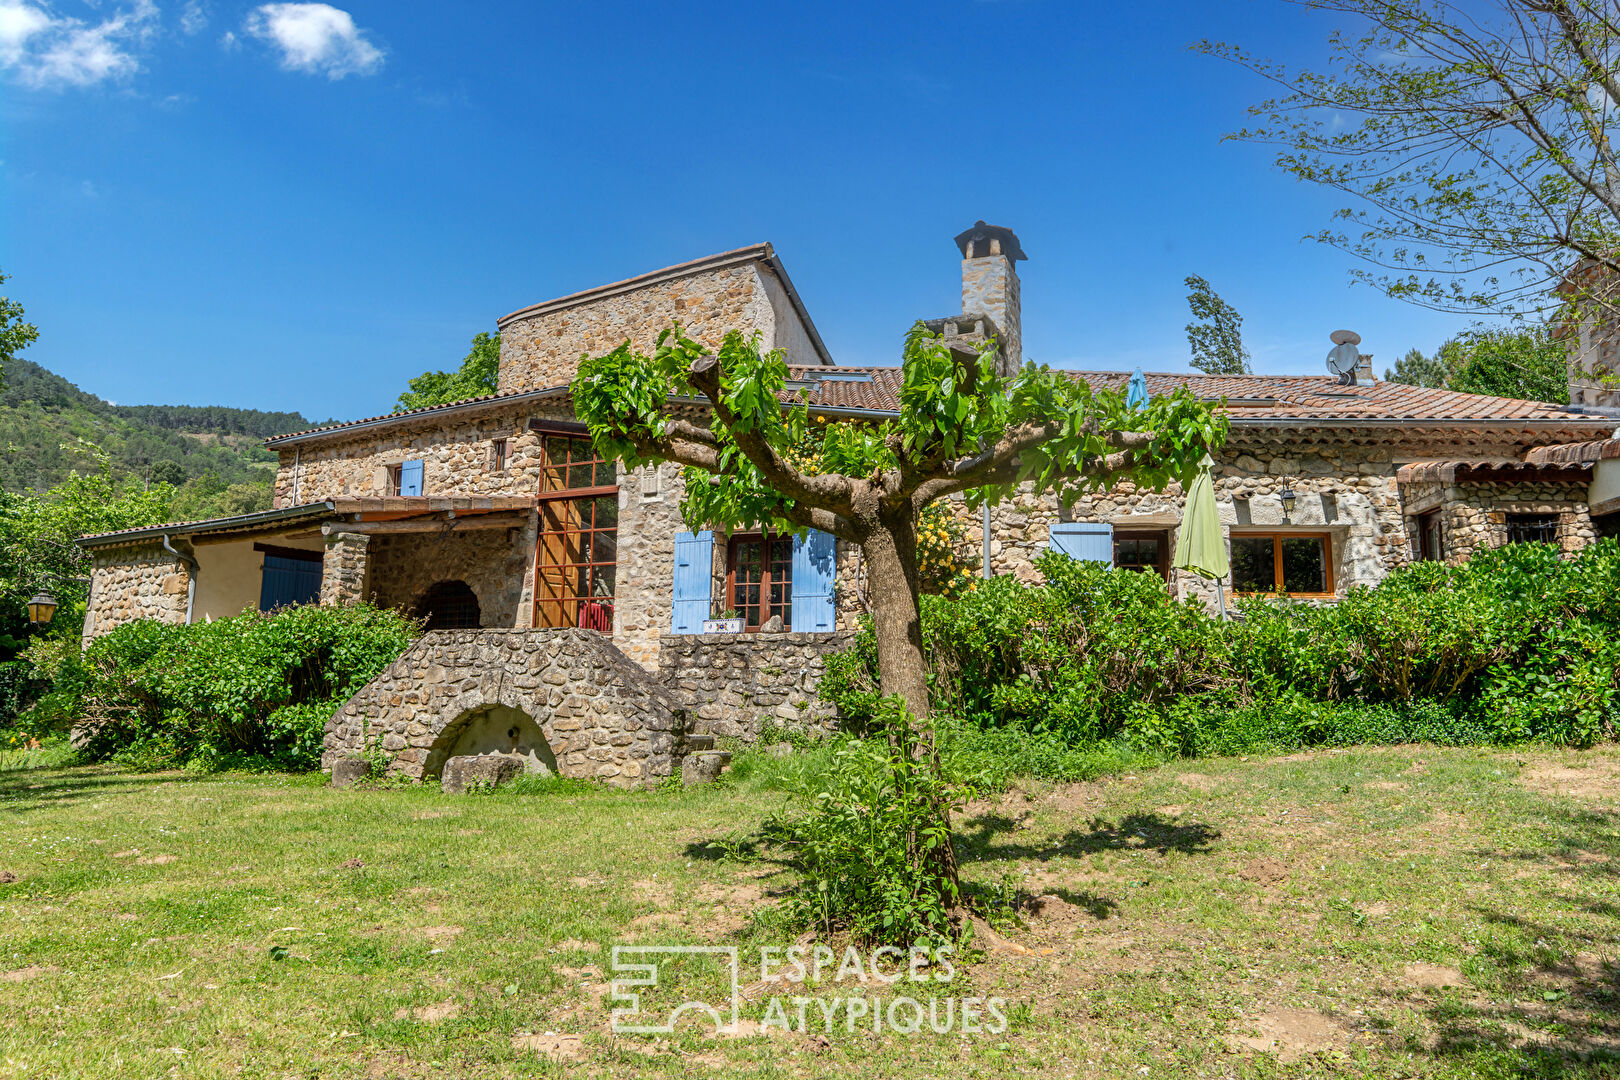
[822,539,1620,753]
[17,603,418,771]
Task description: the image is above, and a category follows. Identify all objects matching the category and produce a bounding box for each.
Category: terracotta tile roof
[265,367,1612,449]
[1396,459,1594,484]
[80,496,536,546]
[1525,438,1620,465]
[782,367,1609,424]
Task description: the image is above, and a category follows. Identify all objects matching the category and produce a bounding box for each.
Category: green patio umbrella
[1173,454,1231,618]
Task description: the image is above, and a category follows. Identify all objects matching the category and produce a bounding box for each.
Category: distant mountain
[0,360,318,493]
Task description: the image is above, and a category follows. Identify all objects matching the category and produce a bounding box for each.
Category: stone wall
[1435,481,1593,561]
[323,628,683,789]
[657,631,854,741]
[82,542,191,643]
[320,531,370,605]
[275,402,557,508]
[366,522,535,628]
[496,257,825,395]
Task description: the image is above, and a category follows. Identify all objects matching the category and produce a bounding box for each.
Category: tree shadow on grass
[954,810,1221,864]
[0,765,210,815]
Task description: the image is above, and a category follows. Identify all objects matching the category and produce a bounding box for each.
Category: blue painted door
[1048,521,1115,564]
[399,459,424,496]
[259,554,322,611]
[670,530,714,633]
[791,529,837,632]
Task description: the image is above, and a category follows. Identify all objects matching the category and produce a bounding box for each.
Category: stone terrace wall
[496,260,822,395]
[323,628,683,789]
[657,631,854,741]
[82,542,191,643]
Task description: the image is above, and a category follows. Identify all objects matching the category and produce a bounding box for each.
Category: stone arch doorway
[423,703,560,779]
[416,580,481,629]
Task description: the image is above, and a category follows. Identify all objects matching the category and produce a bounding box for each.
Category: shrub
[770,698,962,944]
[20,603,418,771]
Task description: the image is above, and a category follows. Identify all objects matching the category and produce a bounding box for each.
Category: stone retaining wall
[657,631,854,741]
[324,628,684,789]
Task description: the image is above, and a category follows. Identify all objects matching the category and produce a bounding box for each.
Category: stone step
[683,734,717,752]
[682,750,733,787]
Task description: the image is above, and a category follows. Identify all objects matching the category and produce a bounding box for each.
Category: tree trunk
[860,515,931,719]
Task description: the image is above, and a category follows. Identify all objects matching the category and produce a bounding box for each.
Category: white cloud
[0,0,159,89]
[219,28,236,49]
[179,0,207,35]
[244,3,381,79]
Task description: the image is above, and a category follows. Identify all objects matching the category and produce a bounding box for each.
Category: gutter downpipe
[982,500,992,578]
[162,533,199,625]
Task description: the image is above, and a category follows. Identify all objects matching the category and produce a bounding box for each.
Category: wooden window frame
[1229,530,1336,598]
[1113,529,1170,580]
[532,433,619,631]
[1416,510,1444,562]
[387,464,403,497]
[489,437,508,473]
[725,530,794,632]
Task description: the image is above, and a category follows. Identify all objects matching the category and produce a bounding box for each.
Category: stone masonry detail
[82,543,190,643]
[320,531,370,605]
[323,628,684,790]
[656,631,854,741]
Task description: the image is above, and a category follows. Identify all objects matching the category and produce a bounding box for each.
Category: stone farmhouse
[78,223,1620,784]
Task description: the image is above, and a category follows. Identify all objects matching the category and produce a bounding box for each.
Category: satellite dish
[1330,329,1362,346]
[1326,341,1361,385]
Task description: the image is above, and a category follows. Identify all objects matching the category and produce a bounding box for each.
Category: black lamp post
[26,591,59,626]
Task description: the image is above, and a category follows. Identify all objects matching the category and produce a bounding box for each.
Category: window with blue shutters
[398,459,424,496]
[791,529,837,633]
[1048,521,1114,563]
[670,530,714,634]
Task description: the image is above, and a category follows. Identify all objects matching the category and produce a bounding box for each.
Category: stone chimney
[954,221,1026,376]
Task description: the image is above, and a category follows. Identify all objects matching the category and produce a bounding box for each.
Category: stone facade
[961,254,1020,372]
[322,628,684,789]
[495,252,827,396]
[656,631,855,740]
[1401,480,1594,561]
[320,532,370,605]
[81,542,191,644]
[366,522,536,628]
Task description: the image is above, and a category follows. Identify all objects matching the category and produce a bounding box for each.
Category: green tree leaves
[1184,275,1251,375]
[1385,325,1568,402]
[396,332,500,411]
[0,268,39,388]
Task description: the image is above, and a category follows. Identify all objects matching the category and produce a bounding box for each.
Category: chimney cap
[954,220,1027,262]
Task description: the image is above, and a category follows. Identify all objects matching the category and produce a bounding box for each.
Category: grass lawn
[0,743,1617,1078]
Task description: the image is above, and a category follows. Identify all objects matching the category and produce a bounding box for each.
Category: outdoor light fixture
[26,591,58,626]
[1279,487,1298,518]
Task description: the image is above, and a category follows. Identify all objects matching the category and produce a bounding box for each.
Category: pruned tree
[397,331,500,411]
[572,324,1227,720]
[1184,275,1254,374]
[1199,0,1620,321]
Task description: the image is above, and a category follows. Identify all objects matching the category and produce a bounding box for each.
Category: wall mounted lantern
[26,591,58,626]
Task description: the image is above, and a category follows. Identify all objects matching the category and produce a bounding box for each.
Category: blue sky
[3,0,1479,422]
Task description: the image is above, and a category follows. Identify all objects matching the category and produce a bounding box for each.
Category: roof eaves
[79,501,337,548]
[264,387,570,448]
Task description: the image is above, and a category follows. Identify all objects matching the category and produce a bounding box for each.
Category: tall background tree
[0,269,39,387]
[1200,0,1620,322]
[396,332,500,410]
[1386,325,1569,400]
[1184,275,1253,374]
[573,325,1225,720]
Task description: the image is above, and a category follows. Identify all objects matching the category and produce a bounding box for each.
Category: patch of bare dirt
[511,1033,582,1060]
[553,938,600,953]
[1239,857,1288,885]
[631,878,674,906]
[1176,773,1218,792]
[0,964,59,982]
[412,811,459,821]
[111,849,140,859]
[1225,1008,1353,1063]
[136,854,177,865]
[394,998,460,1022]
[418,925,463,945]
[1403,962,1464,989]
[0,870,17,884]
[1520,761,1620,801]
[1025,893,1085,925]
[339,858,364,870]
[1363,781,1407,791]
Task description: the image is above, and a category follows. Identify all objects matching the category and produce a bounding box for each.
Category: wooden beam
[321,511,533,536]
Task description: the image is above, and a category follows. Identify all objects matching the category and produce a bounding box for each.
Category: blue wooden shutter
[670,530,714,633]
[791,529,837,632]
[259,554,322,611]
[399,459,424,496]
[1048,521,1114,564]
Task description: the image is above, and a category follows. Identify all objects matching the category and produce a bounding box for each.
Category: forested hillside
[0,360,316,493]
